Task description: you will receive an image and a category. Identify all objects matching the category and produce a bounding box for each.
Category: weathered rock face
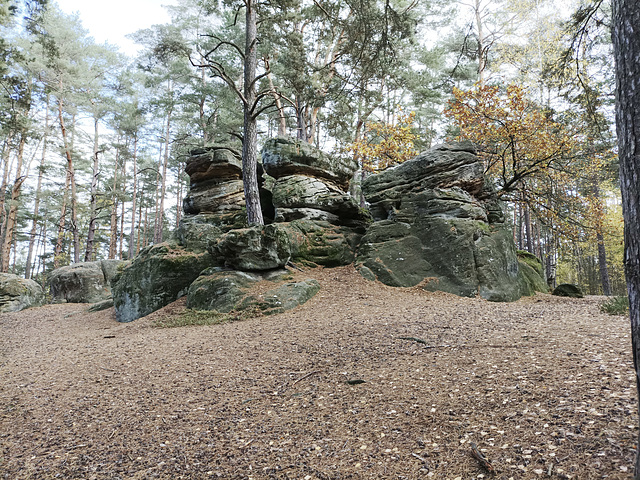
[112,243,216,322]
[240,279,321,315]
[183,146,245,215]
[47,260,125,304]
[356,142,546,301]
[213,224,292,271]
[0,274,44,313]
[187,269,263,312]
[262,137,367,228]
[262,137,357,190]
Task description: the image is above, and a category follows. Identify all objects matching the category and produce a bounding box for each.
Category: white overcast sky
[54,0,179,56]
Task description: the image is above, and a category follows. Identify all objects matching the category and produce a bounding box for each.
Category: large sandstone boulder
[213,224,292,271]
[187,269,263,312]
[47,260,125,304]
[239,279,321,315]
[187,267,320,316]
[262,137,357,190]
[262,137,367,228]
[0,274,44,312]
[112,243,216,322]
[183,146,245,214]
[357,142,546,301]
[175,211,247,252]
[280,219,362,267]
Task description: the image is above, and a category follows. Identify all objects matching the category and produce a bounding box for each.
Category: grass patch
[153,307,261,328]
[600,296,629,316]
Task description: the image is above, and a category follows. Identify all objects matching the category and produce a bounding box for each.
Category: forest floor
[0,265,637,480]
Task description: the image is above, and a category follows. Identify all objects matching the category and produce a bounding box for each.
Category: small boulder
[0,273,44,313]
[553,283,584,298]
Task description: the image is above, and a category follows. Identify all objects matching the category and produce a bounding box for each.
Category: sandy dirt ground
[0,266,637,479]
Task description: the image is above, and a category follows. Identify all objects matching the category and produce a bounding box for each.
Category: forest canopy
[0,0,623,295]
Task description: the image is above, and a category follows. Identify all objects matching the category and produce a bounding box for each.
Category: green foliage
[600,296,629,316]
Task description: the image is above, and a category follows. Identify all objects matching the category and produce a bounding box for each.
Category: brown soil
[0,266,636,479]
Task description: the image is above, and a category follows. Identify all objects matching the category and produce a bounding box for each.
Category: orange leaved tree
[444,83,578,198]
[347,110,418,174]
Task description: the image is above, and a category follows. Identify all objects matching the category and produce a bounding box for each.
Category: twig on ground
[470,442,495,473]
[412,452,429,467]
[292,370,322,386]
[398,336,427,344]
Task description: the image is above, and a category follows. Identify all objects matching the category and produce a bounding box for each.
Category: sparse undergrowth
[600,295,629,315]
[153,307,261,328]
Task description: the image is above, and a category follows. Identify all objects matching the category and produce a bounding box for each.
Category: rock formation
[112,138,546,323]
[47,260,125,304]
[0,273,44,312]
[356,142,546,301]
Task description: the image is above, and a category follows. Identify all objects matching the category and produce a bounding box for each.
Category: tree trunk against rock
[0,134,27,272]
[612,0,640,475]
[242,0,264,226]
[84,116,101,262]
[25,96,49,279]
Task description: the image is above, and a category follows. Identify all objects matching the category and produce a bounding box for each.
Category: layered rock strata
[356,142,545,301]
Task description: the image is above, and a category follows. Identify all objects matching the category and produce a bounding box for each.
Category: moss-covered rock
[516,251,548,296]
[187,269,262,312]
[0,273,44,313]
[239,279,321,315]
[262,136,357,190]
[553,283,584,298]
[112,243,216,322]
[47,260,126,304]
[356,142,534,302]
[281,220,362,267]
[175,212,247,252]
[213,224,292,271]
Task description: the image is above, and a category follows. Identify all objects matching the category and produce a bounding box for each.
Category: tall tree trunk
[176,161,184,228]
[84,116,101,261]
[612,3,640,476]
[25,96,49,279]
[128,135,139,260]
[154,101,172,243]
[242,0,264,226]
[54,165,70,268]
[108,145,120,259]
[267,71,287,136]
[0,134,27,272]
[0,138,14,245]
[524,205,533,253]
[475,0,487,85]
[57,97,79,263]
[592,182,612,296]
